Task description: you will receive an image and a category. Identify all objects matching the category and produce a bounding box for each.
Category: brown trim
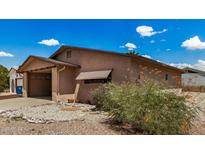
[18,55,81,73]
[49,45,184,73]
[28,66,55,73]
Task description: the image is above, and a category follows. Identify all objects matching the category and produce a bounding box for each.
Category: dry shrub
[91,81,198,134]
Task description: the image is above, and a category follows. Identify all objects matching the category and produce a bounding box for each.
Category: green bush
[91,81,198,134]
[90,85,108,109]
[0,64,9,92]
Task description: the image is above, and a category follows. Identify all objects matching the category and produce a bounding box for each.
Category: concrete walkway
[0,97,54,112]
[0,93,19,100]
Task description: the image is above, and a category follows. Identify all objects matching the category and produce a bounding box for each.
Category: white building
[7,68,23,94]
[182,67,205,86]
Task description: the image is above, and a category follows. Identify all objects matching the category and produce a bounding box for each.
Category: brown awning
[76,70,112,80]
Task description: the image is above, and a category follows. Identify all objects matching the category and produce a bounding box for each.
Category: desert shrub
[90,84,110,109]
[91,81,198,134]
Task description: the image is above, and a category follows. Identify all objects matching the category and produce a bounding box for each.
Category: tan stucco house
[18,46,183,103]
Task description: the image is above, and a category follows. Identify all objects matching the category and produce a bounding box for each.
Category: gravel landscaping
[1,91,205,134]
[0,103,108,124]
[0,98,120,135]
[168,89,205,134]
[0,117,120,135]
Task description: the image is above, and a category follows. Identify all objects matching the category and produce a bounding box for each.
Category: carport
[18,55,81,101]
[28,71,52,97]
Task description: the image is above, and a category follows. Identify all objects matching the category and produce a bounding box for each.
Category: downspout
[59,66,66,72]
[57,66,66,95]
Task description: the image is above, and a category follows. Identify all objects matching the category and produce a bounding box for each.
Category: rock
[0,103,108,125]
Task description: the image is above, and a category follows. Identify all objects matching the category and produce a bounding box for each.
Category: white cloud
[193,59,205,71]
[150,40,155,44]
[142,54,152,59]
[136,25,167,37]
[0,51,14,57]
[169,63,193,69]
[122,42,137,51]
[13,66,19,69]
[38,38,60,46]
[181,36,205,50]
[169,59,205,71]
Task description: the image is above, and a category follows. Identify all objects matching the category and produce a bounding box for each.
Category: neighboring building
[18,46,183,103]
[182,67,205,87]
[7,68,23,94]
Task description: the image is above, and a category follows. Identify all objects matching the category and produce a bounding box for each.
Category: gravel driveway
[0,97,119,135]
[0,97,53,112]
[1,103,107,124]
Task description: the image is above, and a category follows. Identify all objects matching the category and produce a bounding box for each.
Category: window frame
[84,73,112,84]
[165,73,168,81]
[66,50,72,58]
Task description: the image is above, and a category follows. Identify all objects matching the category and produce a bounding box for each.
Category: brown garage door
[28,73,51,97]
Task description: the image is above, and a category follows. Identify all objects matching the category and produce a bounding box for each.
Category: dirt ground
[1,91,205,135]
[0,117,121,135]
[0,97,53,111]
[0,98,122,135]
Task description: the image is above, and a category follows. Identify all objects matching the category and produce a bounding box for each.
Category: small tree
[126,50,139,55]
[0,64,9,92]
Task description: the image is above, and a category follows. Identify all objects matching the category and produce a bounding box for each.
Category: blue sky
[1,19,205,70]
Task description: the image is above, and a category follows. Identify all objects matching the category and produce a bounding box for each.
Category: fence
[182,86,205,92]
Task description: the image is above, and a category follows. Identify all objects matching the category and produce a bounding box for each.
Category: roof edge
[18,55,80,73]
[50,45,184,73]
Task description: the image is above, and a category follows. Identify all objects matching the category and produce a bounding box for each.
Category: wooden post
[23,72,28,97]
[52,67,58,102]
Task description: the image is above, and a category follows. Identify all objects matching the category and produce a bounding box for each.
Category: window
[84,73,112,84]
[138,74,141,80]
[165,74,168,80]
[66,50,72,58]
[84,79,109,84]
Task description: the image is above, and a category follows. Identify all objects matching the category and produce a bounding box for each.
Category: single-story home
[182,67,205,87]
[7,68,23,94]
[18,46,183,103]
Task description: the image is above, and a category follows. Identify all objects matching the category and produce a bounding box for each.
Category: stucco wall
[130,59,181,87]
[182,73,205,86]
[21,48,182,103]
[54,48,181,102]
[23,72,28,97]
[59,67,76,95]
[52,67,58,102]
[55,49,132,82]
[55,49,132,102]
[22,58,54,72]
